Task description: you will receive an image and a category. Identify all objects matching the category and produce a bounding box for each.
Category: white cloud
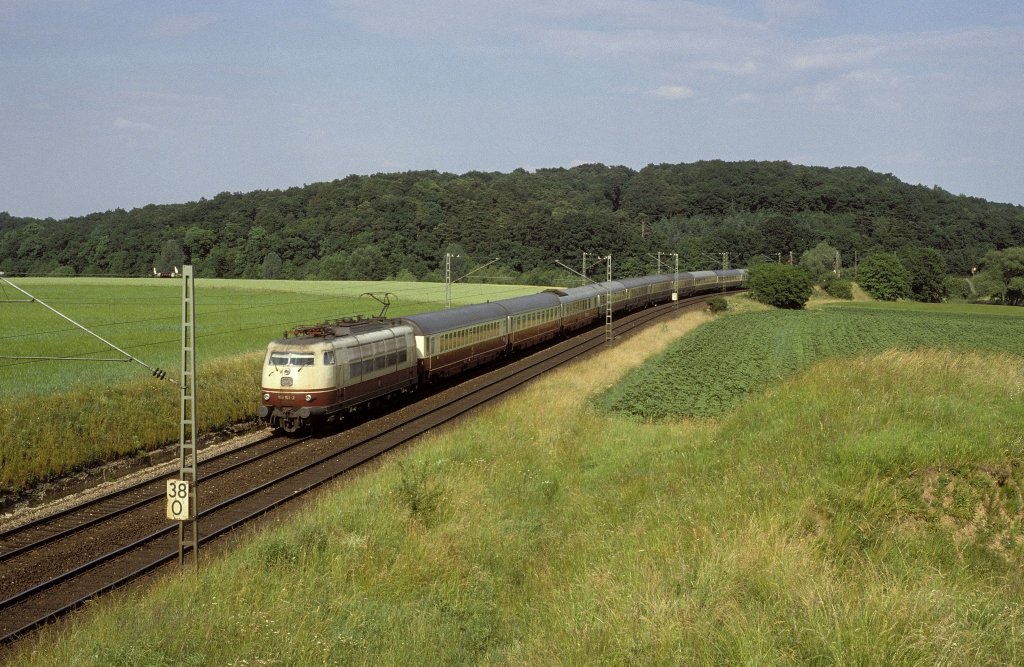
[652,84,695,99]
[809,68,904,111]
[789,36,889,71]
[788,26,1024,74]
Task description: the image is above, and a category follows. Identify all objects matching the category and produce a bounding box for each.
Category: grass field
[11,305,1024,665]
[0,277,539,396]
[0,278,541,493]
[599,298,1024,420]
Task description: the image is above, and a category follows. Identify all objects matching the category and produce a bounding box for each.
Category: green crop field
[0,278,541,493]
[599,299,1024,421]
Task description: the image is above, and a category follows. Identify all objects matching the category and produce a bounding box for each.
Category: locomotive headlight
[263,393,270,401]
[305,394,313,402]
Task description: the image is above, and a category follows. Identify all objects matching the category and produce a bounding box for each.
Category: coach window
[323,351,335,366]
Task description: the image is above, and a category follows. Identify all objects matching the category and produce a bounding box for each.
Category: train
[258,268,748,432]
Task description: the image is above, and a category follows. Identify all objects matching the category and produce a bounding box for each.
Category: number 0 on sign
[166,480,191,520]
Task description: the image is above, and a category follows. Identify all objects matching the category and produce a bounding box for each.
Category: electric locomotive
[259,317,416,432]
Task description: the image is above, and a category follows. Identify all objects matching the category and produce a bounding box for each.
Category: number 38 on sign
[166,480,191,520]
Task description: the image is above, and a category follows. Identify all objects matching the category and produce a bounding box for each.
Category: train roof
[717,268,747,277]
[592,280,626,293]
[549,284,604,304]
[270,317,402,344]
[400,302,508,335]
[494,291,561,315]
[689,270,718,279]
[618,276,654,288]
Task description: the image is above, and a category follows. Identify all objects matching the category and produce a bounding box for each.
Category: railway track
[0,295,717,645]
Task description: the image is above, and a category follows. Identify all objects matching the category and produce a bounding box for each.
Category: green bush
[707,296,728,313]
[823,277,853,300]
[944,275,971,300]
[748,263,814,309]
[859,253,911,301]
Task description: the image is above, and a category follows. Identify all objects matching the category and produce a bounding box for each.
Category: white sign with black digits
[166,479,191,520]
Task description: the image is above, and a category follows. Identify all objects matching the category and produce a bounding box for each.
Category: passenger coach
[402,303,509,381]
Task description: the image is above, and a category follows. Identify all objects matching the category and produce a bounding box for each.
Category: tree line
[1,161,1022,291]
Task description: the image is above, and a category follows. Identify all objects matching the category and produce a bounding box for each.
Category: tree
[799,241,839,283]
[748,263,814,309]
[943,275,971,300]
[858,253,910,301]
[758,214,816,260]
[3,161,1023,282]
[980,247,1024,305]
[261,251,283,279]
[899,247,947,302]
[154,239,184,274]
[318,251,350,280]
[183,226,217,263]
[970,269,1004,301]
[1009,277,1024,306]
[240,226,270,278]
[202,246,231,278]
[348,245,388,280]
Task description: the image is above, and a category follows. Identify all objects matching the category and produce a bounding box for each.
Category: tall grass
[0,353,262,493]
[12,309,1024,665]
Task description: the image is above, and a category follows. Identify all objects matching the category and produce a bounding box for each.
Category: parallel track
[0,294,719,645]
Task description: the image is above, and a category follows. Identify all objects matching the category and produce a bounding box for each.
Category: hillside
[2,161,1022,281]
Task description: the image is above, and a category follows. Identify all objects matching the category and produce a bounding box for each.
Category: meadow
[599,298,1024,420]
[0,277,538,395]
[12,303,1024,665]
[0,278,539,493]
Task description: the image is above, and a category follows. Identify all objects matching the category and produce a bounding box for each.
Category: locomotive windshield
[269,351,316,367]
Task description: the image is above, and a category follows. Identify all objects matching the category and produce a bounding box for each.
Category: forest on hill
[1,161,1022,284]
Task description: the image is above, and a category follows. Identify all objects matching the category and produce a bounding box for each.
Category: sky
[1,0,1022,220]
